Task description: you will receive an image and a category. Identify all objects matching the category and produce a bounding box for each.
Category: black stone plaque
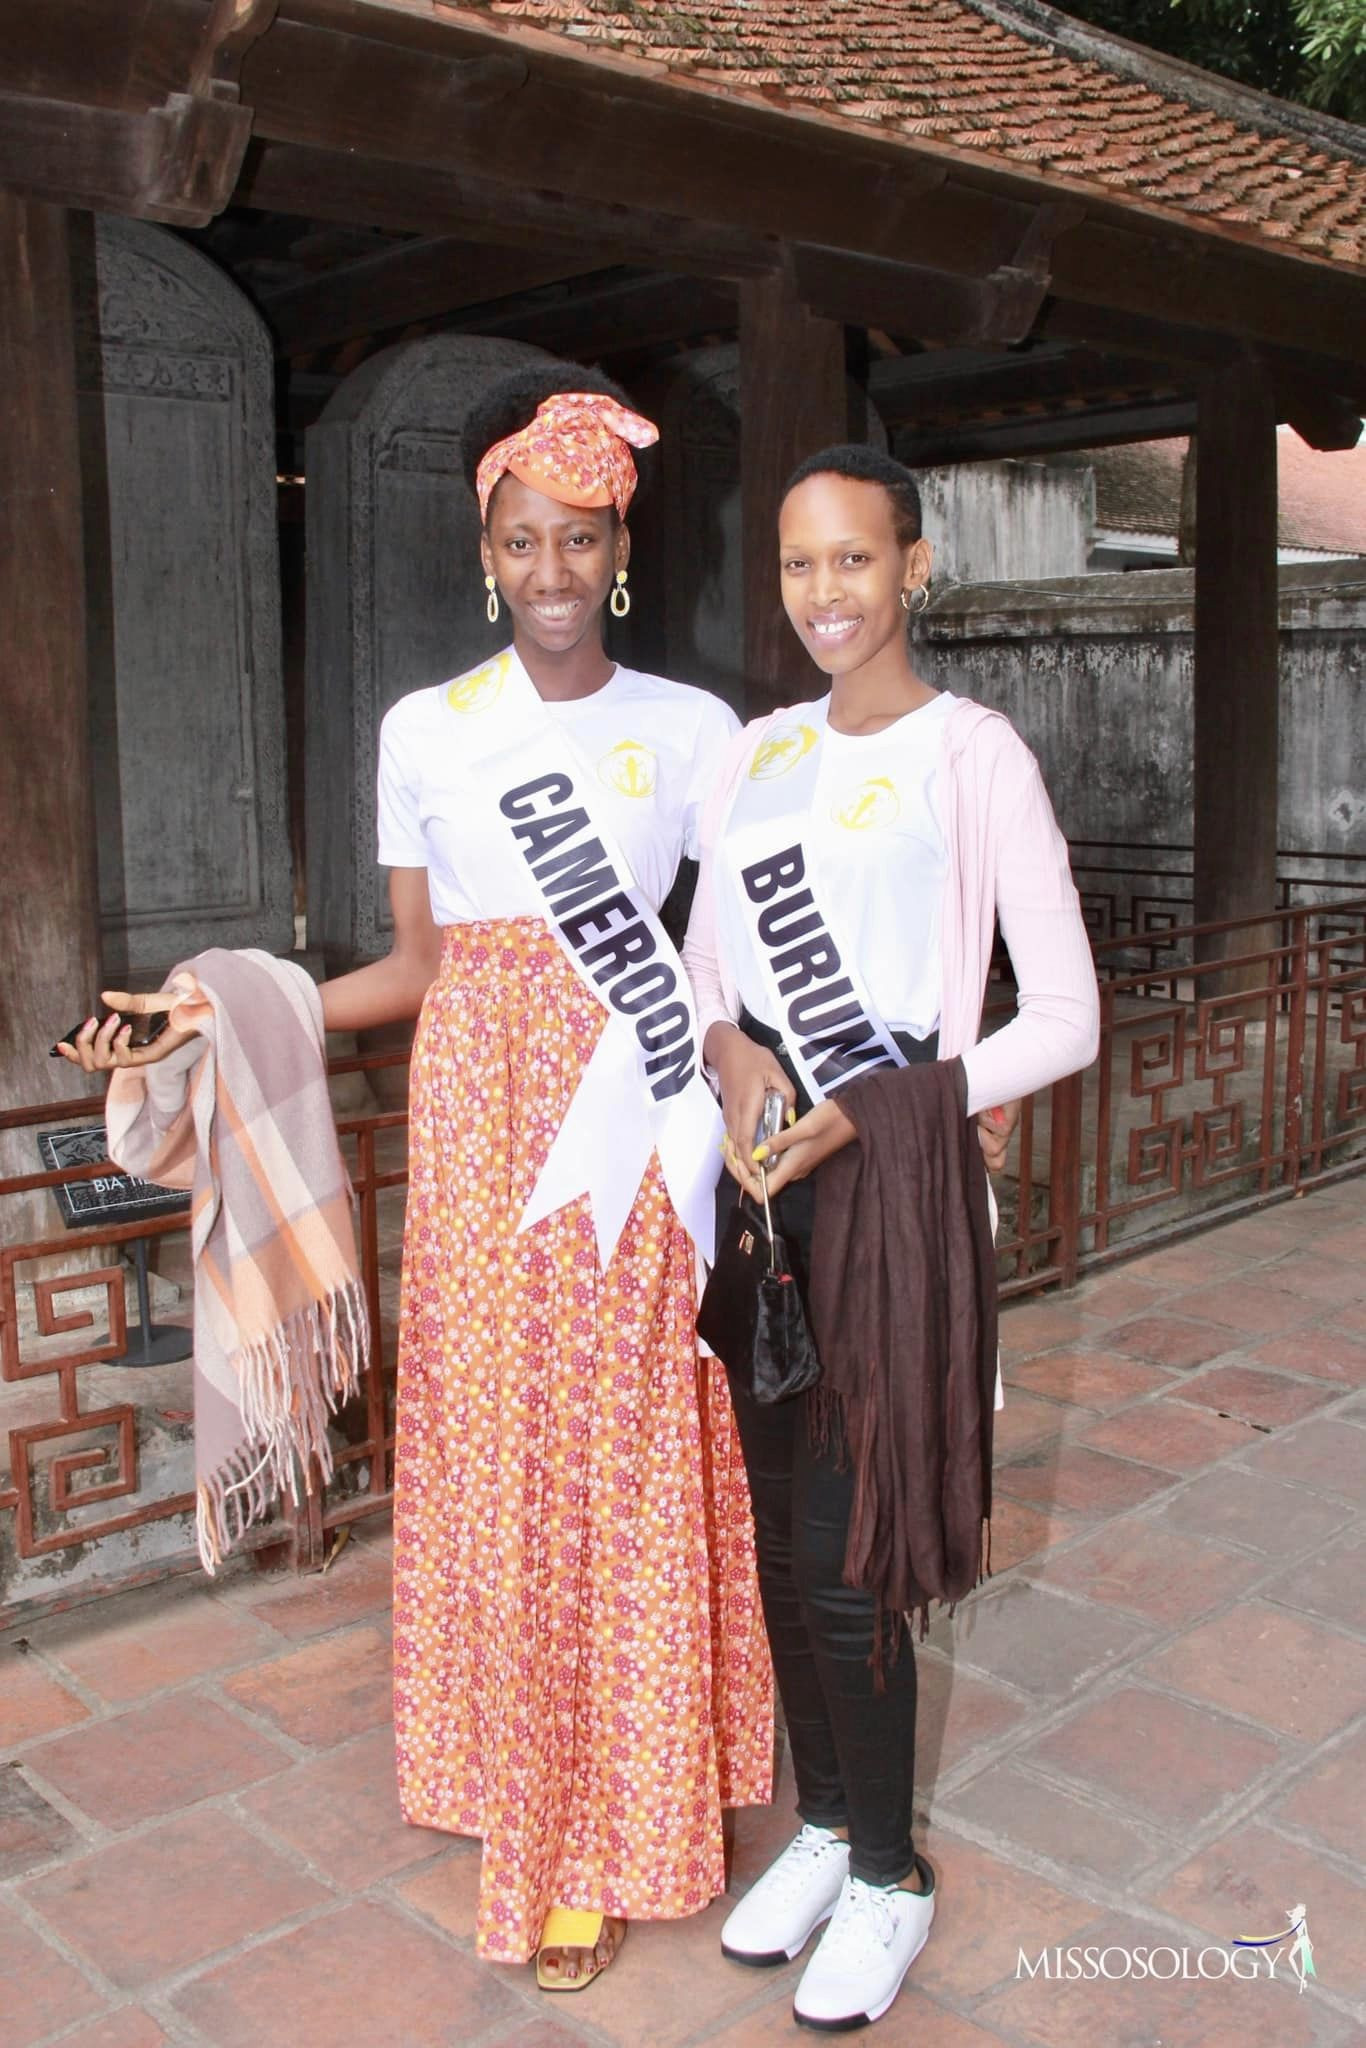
[37,1126,191,1230]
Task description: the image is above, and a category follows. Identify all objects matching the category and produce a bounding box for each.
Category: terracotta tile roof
[1091,433,1366,554]
[454,0,1366,268]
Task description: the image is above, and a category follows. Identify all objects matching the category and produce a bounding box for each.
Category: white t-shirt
[719,691,954,1040]
[377,658,740,922]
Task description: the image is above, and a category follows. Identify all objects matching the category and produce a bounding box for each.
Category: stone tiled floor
[3,1181,1365,2047]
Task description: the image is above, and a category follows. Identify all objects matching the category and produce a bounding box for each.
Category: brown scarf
[808,1058,998,1649]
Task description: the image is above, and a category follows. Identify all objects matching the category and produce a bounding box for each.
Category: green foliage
[1293,0,1366,121]
[1062,0,1366,123]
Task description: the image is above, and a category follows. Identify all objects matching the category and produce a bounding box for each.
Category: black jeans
[719,1013,936,1887]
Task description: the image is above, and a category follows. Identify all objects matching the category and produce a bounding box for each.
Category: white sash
[439,648,722,1266]
[721,699,910,1104]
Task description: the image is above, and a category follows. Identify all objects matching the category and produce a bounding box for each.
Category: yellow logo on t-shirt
[749,723,818,781]
[446,653,508,714]
[833,778,900,831]
[598,739,657,799]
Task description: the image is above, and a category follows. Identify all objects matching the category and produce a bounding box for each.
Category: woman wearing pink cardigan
[683,444,1098,2032]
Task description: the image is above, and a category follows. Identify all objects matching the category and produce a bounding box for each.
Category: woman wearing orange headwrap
[59,362,772,1992]
[376,366,772,1989]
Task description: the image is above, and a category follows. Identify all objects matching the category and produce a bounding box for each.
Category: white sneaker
[721,1825,851,1966]
[793,1861,935,2029]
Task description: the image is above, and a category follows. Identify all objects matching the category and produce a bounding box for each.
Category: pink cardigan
[683,696,1099,1115]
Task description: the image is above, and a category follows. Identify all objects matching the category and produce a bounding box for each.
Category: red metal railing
[4,897,1365,1615]
[1067,841,1366,946]
[0,1049,410,1615]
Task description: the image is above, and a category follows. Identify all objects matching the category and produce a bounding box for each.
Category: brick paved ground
[3,1179,1365,2048]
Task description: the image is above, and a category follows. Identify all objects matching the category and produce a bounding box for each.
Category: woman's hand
[53,992,199,1073]
[752,1098,857,1198]
[976,1099,1021,1174]
[756,1092,1022,1196]
[705,1023,795,1201]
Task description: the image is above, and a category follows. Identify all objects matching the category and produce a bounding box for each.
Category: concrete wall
[918,559,1366,907]
[919,457,1092,589]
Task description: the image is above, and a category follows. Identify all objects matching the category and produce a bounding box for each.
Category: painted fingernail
[786,1108,797,1127]
[752,1143,769,1162]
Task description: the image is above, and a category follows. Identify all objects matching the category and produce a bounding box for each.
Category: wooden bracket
[1277,381,1364,451]
[0,92,253,229]
[0,0,525,229]
[0,0,284,225]
[791,200,1086,350]
[186,0,281,104]
[979,201,1086,345]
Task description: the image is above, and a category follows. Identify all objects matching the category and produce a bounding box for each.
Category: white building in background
[921,427,1366,586]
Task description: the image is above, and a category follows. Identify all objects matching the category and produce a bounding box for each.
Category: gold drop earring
[610,568,631,618]
[484,574,500,624]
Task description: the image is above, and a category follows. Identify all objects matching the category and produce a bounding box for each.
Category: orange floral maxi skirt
[393,920,773,1962]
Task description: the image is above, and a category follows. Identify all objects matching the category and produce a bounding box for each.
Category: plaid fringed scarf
[105,948,369,1570]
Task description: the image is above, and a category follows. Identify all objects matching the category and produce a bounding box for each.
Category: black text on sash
[740,843,899,1093]
[499,773,695,1099]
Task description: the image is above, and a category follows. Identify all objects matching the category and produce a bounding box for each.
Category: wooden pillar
[0,197,102,1208]
[1192,362,1280,957]
[739,269,847,715]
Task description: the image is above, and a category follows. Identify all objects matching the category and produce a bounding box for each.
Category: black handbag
[697,1171,822,1404]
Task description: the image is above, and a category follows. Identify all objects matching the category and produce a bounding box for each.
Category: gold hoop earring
[484,573,500,624]
[610,568,631,619]
[900,584,929,617]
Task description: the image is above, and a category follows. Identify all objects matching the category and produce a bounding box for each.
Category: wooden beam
[0,0,275,227]
[0,0,204,112]
[1192,363,1280,955]
[262,236,597,353]
[739,269,846,717]
[0,196,102,1219]
[1041,297,1366,417]
[870,345,1185,431]
[455,270,737,362]
[798,202,1085,348]
[234,9,1366,368]
[5,0,1365,375]
[235,139,780,281]
[897,398,1199,466]
[791,245,1045,350]
[237,9,1019,271]
[1032,299,1236,372]
[1045,219,1366,377]
[276,269,737,411]
[0,89,253,227]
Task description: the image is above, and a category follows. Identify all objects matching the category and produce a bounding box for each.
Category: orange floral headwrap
[475,391,659,524]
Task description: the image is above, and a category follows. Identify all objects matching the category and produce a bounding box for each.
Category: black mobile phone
[49,1010,169,1057]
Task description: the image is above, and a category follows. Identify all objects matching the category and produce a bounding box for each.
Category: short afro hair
[463,360,653,520]
[783,444,922,548]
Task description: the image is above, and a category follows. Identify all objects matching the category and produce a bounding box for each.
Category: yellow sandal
[535,1907,627,1992]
